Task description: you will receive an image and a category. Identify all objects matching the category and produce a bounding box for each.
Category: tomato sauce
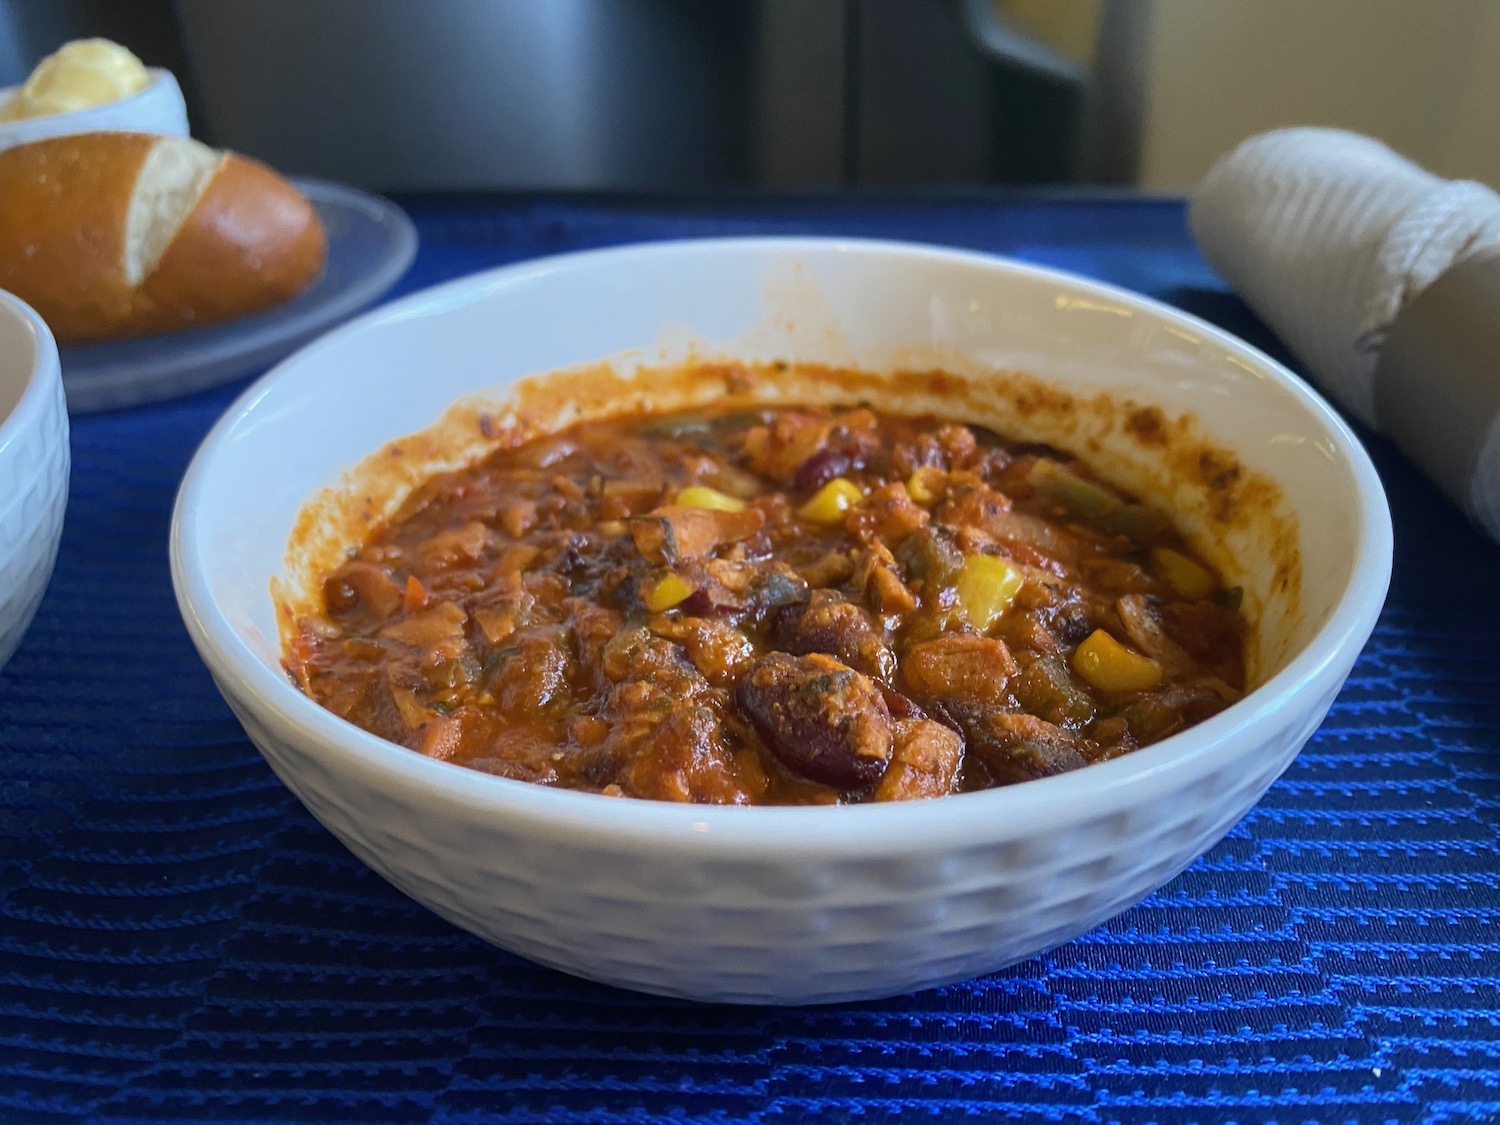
[287,404,1245,804]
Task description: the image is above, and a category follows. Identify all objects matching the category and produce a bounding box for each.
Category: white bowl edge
[169,236,1394,853]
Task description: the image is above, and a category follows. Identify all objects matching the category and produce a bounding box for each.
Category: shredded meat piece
[935,480,1012,530]
[650,615,757,686]
[901,634,1018,710]
[628,505,766,564]
[858,545,918,616]
[361,667,430,738]
[772,589,897,681]
[742,412,837,482]
[416,715,463,760]
[871,718,963,801]
[849,482,929,545]
[489,627,570,716]
[323,561,402,627]
[584,629,750,803]
[798,551,856,588]
[420,521,492,566]
[1116,594,1195,675]
[892,424,981,476]
[378,601,467,648]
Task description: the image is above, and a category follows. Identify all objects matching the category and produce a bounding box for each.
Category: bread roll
[0,132,326,343]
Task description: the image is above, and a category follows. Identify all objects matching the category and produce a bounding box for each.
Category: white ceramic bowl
[0,68,188,153]
[170,238,1392,1004]
[0,291,69,674]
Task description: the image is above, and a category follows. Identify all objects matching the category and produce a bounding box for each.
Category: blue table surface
[3,193,1499,1125]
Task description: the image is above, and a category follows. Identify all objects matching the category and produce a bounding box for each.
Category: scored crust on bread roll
[0,132,326,343]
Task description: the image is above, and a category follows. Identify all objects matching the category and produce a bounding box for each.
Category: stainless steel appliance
[172,0,1090,191]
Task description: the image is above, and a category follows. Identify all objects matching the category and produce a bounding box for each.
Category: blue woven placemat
[3,194,1499,1125]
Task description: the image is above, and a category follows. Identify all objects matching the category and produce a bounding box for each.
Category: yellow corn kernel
[906,467,943,506]
[798,477,864,523]
[644,572,696,612]
[954,554,1024,633]
[1073,629,1162,692]
[676,485,746,512]
[1151,547,1217,599]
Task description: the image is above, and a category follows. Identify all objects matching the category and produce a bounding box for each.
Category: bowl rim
[170,235,1393,851]
[0,289,61,455]
[0,67,181,131]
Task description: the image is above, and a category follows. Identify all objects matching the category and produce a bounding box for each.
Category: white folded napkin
[1190,127,1500,541]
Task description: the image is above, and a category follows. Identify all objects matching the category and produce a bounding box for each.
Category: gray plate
[59,179,418,413]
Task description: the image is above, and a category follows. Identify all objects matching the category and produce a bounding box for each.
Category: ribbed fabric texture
[2,195,1499,1124]
[1190,128,1500,540]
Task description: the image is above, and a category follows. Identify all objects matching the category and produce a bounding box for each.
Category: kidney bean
[736,652,892,789]
[792,447,867,494]
[679,580,746,617]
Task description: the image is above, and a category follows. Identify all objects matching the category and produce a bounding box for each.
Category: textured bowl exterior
[210,671,1343,1004]
[172,238,1392,1004]
[0,294,68,674]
